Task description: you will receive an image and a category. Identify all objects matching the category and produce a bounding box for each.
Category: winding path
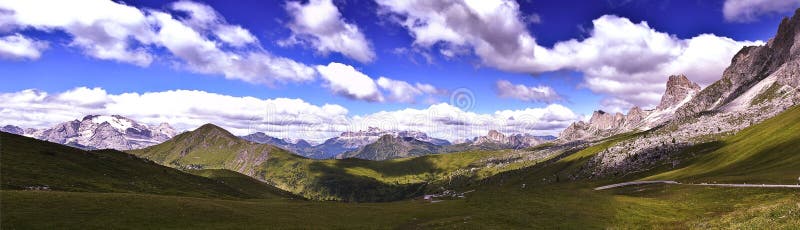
[594,180,800,190]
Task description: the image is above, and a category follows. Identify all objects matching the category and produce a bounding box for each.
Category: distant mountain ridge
[3,115,176,150]
[470,130,554,149]
[242,127,451,159]
[336,134,442,160]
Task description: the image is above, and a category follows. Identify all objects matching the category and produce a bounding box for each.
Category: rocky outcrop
[583,10,800,177]
[676,9,800,118]
[471,130,553,149]
[657,75,701,111]
[560,75,704,141]
[22,115,176,150]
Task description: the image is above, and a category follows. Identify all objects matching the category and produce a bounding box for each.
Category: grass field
[1,184,796,229]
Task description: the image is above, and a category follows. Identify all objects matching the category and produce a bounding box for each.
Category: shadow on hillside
[332,156,443,177]
[306,160,432,202]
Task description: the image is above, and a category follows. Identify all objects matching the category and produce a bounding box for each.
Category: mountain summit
[11,115,177,150]
[656,74,702,111]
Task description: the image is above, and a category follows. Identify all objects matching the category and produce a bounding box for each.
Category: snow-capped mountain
[6,115,177,150]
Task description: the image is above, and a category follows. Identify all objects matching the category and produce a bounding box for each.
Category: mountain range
[2,115,176,150]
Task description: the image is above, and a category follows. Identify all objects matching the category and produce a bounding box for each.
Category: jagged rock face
[676,9,800,118]
[559,75,705,142]
[472,130,552,149]
[588,111,625,130]
[583,10,800,178]
[657,75,702,110]
[28,115,176,150]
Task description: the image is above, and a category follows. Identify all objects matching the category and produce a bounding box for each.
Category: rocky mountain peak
[676,9,800,118]
[486,130,506,141]
[18,115,177,150]
[656,74,701,110]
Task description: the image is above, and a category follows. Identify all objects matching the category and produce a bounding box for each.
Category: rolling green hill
[0,131,292,199]
[130,124,521,201]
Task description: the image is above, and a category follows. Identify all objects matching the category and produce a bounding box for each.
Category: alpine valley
[2,1,800,229]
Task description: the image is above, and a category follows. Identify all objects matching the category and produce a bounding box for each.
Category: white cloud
[0,0,156,66]
[378,1,762,109]
[0,87,579,141]
[377,77,447,103]
[376,0,539,71]
[315,62,446,103]
[353,103,578,140]
[723,0,800,22]
[170,0,257,47]
[283,0,375,63]
[532,16,763,108]
[0,0,315,84]
[495,80,561,103]
[0,33,48,60]
[148,11,316,84]
[0,87,351,141]
[316,62,384,102]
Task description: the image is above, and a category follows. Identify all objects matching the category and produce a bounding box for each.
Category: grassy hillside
[0,132,289,199]
[187,169,303,200]
[645,105,800,184]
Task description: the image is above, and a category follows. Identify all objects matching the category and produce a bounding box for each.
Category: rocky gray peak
[623,106,646,128]
[40,120,81,144]
[657,75,701,110]
[472,130,550,148]
[486,130,506,142]
[1,125,23,135]
[588,110,624,130]
[676,9,800,118]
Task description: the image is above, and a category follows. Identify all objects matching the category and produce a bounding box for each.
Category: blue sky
[0,0,795,141]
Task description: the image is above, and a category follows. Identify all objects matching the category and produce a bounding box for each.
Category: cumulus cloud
[723,0,800,22]
[377,77,447,103]
[316,62,384,102]
[0,87,350,141]
[0,0,315,84]
[316,62,446,103]
[378,1,761,109]
[170,0,258,47]
[376,0,539,71]
[532,16,762,108]
[0,87,578,141]
[282,0,375,63]
[0,33,48,60]
[353,103,578,140]
[495,80,561,103]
